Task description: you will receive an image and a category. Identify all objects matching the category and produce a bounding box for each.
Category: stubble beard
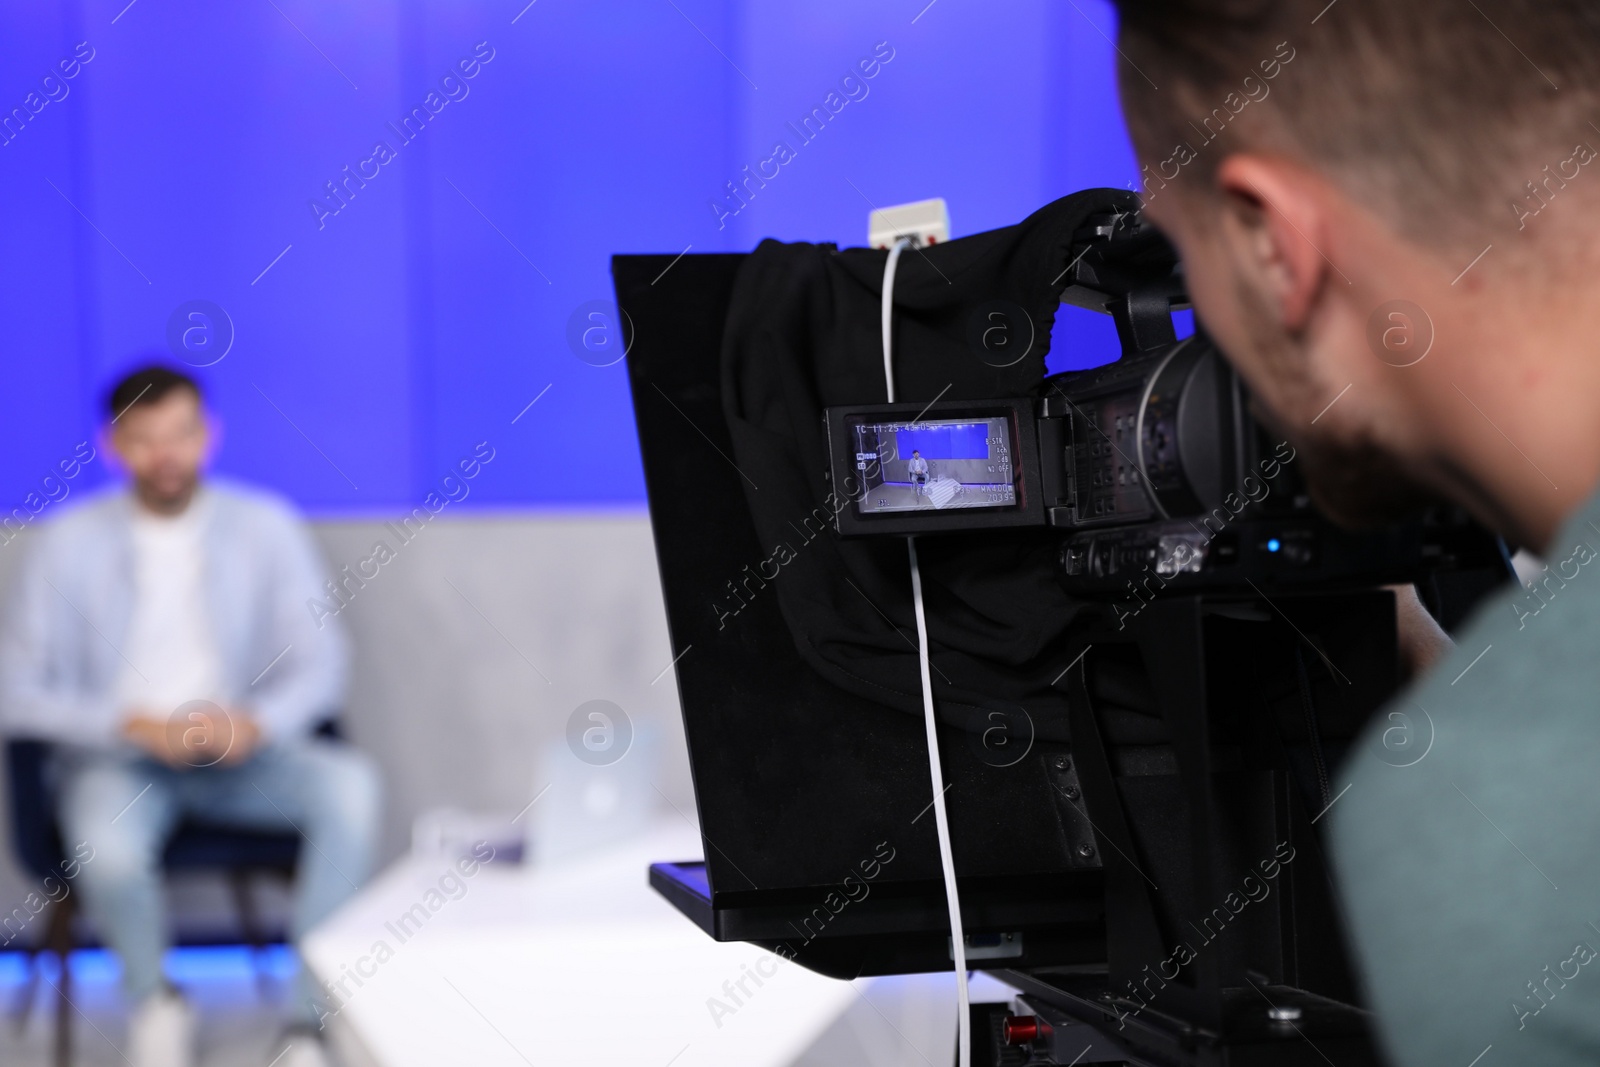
[1232,278,1445,530]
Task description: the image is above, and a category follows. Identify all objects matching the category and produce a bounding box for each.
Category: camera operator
[1108,2,1600,1063]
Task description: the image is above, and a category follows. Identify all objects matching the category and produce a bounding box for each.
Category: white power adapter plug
[868,197,950,249]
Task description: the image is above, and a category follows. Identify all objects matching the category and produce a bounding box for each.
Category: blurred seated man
[0,365,379,1067]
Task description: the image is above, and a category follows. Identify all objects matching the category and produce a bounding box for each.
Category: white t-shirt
[114,496,224,716]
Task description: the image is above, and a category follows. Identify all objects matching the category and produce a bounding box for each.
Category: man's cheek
[1176,271,1249,364]
[1139,209,1310,433]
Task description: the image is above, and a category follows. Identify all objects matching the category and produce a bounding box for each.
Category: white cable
[908,540,972,1067]
[881,235,971,1067]
[882,238,909,403]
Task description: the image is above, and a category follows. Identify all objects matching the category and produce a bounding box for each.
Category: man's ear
[1212,155,1336,332]
[202,412,222,467]
[97,424,123,474]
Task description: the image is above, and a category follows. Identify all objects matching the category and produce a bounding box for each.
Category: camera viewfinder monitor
[852,416,1016,514]
[825,399,1045,536]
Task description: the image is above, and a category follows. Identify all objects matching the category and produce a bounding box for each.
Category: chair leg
[228,869,272,1000]
[45,895,73,1067]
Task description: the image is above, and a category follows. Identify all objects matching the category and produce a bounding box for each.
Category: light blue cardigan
[0,480,347,747]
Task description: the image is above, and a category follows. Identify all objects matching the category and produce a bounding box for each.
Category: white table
[302,821,995,1067]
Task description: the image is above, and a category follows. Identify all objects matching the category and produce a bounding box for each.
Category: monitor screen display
[848,416,1016,514]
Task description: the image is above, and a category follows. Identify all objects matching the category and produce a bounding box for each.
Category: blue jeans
[56,741,381,1021]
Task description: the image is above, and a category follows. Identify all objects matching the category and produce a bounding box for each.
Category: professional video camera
[821,211,1487,595]
[616,190,1506,1066]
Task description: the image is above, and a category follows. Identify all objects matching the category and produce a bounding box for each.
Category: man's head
[913,450,921,457]
[1108,0,1600,549]
[106,365,212,514]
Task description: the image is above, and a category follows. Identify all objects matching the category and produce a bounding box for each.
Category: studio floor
[0,947,308,1067]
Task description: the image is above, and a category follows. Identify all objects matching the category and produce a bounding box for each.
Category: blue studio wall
[0,0,1139,517]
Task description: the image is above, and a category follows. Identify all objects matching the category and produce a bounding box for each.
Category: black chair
[5,725,339,1067]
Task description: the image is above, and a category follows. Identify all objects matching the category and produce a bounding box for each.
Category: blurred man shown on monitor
[0,365,378,1067]
[907,449,929,496]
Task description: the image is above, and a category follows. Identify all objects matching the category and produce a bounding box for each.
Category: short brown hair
[1111,0,1600,250]
[107,364,201,421]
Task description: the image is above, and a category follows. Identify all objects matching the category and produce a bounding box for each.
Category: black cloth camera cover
[719,189,1162,744]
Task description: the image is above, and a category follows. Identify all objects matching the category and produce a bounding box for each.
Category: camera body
[825,333,1490,604]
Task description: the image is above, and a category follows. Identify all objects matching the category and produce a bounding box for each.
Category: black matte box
[614,253,1106,978]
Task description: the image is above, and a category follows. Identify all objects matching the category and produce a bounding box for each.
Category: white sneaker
[129,987,196,1067]
[272,1031,335,1067]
